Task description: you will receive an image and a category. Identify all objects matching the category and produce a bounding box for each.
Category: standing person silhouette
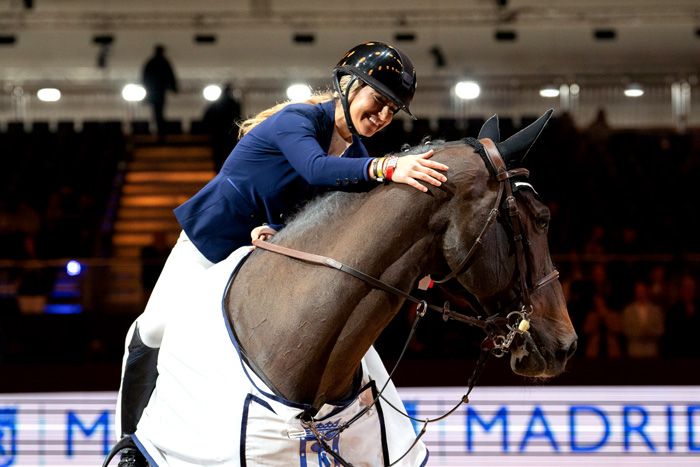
[142,45,178,136]
[203,83,242,171]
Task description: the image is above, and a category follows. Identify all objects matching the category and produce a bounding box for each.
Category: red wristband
[385,156,399,181]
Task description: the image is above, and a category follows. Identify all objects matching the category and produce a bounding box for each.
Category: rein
[250,138,559,466]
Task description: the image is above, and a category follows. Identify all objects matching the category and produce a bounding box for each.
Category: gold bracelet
[376,157,385,179]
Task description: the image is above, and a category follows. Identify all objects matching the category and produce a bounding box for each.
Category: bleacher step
[120,194,190,208]
[114,218,180,232]
[132,146,212,159]
[108,139,213,309]
[128,160,214,172]
[126,171,214,183]
[121,183,206,195]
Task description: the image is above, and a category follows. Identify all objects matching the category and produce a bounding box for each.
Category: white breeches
[116,231,214,437]
[136,231,214,348]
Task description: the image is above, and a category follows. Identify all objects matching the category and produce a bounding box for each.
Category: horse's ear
[497,109,553,165]
[478,114,500,142]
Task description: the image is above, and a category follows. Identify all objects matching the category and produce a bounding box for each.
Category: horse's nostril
[566,340,578,359]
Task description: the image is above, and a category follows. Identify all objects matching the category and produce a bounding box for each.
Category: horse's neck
[232,187,441,407]
[290,189,440,404]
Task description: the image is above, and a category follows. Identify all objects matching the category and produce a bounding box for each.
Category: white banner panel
[0,387,698,466]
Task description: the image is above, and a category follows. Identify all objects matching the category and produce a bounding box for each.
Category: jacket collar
[319,99,363,149]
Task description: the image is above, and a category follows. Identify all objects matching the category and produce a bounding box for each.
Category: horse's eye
[537,219,549,231]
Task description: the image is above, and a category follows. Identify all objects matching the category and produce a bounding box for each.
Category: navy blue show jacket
[174,100,373,263]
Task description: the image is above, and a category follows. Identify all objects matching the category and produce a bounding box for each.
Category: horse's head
[437,111,577,378]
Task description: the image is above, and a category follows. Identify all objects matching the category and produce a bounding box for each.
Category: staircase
[107,136,216,310]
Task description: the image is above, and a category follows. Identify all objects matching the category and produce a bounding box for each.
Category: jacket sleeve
[274,108,372,186]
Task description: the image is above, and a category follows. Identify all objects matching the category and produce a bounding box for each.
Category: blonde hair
[237,75,363,139]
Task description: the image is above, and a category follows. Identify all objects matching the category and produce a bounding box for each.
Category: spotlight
[539,86,559,98]
[37,88,61,102]
[624,83,644,97]
[122,84,146,102]
[66,260,82,277]
[287,84,312,101]
[455,81,480,100]
[203,84,222,101]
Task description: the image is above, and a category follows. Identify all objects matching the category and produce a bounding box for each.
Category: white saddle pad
[133,246,428,466]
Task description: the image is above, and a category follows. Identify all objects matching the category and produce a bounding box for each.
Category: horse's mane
[274,139,456,242]
[274,190,367,242]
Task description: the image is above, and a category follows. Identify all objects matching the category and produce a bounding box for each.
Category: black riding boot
[120,326,159,435]
[104,326,159,467]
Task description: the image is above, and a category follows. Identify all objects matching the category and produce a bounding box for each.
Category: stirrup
[103,436,147,467]
[118,447,148,467]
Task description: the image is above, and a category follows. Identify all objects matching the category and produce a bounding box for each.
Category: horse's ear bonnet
[478,114,500,142]
[497,109,553,166]
[477,109,553,167]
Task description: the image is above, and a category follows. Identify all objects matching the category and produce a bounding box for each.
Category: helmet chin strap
[333,70,359,136]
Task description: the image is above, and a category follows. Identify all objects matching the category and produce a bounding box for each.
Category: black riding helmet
[333,41,417,135]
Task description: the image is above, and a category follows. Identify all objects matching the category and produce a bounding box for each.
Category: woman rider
[113,41,448,466]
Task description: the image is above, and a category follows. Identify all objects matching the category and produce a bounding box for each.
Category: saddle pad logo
[0,408,17,467]
[298,420,341,467]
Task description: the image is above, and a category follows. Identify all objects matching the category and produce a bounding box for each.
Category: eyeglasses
[371,93,400,114]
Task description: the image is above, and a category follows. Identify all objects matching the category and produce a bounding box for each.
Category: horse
[121,111,577,467]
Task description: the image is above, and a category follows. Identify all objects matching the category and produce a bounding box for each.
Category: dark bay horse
[227,110,577,409]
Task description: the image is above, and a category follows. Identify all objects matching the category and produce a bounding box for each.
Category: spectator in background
[586,107,611,150]
[142,45,178,136]
[583,225,607,256]
[648,264,672,309]
[582,294,622,359]
[566,261,611,333]
[0,198,40,259]
[622,281,665,358]
[203,83,242,171]
[663,274,700,358]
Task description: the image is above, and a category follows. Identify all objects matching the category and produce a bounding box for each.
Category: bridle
[253,137,558,355]
[251,137,560,466]
[428,137,560,353]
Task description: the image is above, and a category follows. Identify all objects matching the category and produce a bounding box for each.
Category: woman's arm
[275,107,447,190]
